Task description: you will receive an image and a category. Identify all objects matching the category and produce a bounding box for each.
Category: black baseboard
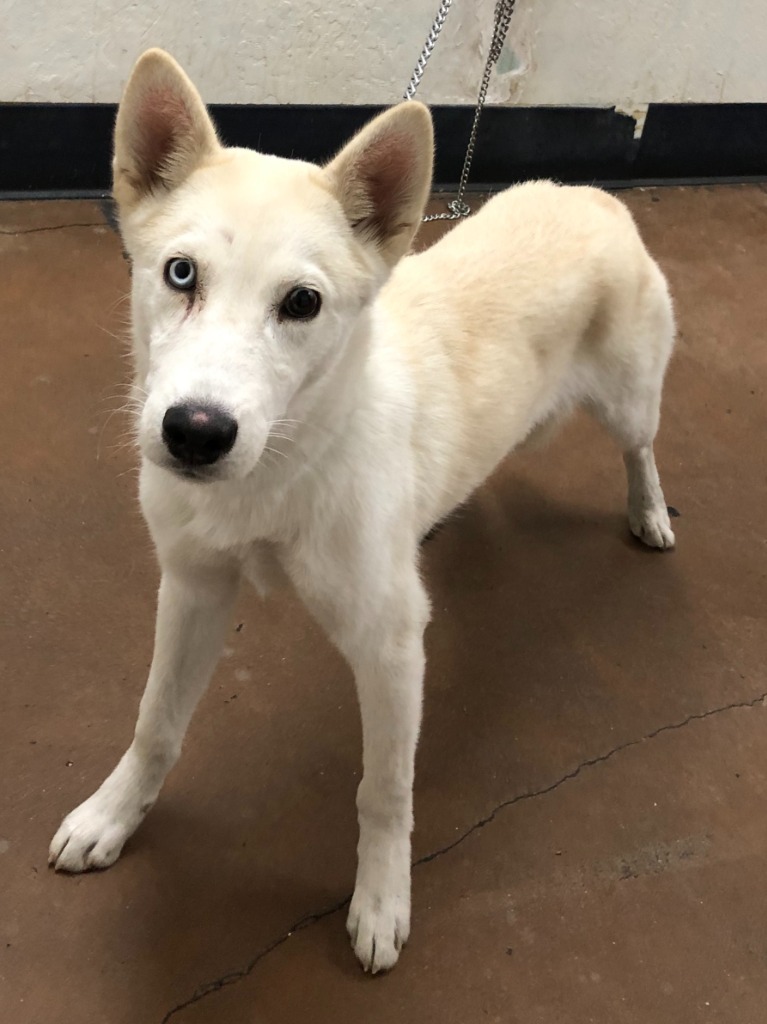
[1,102,766,195]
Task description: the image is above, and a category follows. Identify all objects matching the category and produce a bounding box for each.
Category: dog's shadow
[415,468,697,845]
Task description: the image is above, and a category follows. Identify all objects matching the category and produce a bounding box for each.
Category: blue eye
[164,258,197,291]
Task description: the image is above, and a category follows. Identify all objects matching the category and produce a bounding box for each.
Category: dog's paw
[347,885,410,974]
[629,505,675,550]
[48,792,144,873]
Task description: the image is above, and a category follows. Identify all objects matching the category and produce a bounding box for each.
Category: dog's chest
[185,484,295,549]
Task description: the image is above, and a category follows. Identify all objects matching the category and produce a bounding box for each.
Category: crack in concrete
[159,896,352,1024]
[0,221,104,236]
[161,689,766,1021]
[414,689,766,865]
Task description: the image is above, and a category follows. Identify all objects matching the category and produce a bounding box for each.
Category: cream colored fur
[50,49,676,974]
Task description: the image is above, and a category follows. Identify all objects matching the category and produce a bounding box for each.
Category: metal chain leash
[404,0,517,222]
[403,0,456,102]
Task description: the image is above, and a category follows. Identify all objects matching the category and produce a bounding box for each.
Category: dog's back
[377,181,674,530]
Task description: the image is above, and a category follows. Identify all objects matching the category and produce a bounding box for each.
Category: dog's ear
[325,102,434,266]
[113,48,220,210]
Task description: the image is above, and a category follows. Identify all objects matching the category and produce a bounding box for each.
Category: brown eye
[164,258,197,291]
[280,287,321,320]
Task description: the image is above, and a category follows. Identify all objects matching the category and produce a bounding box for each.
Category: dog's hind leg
[585,265,676,550]
[622,443,675,549]
[49,555,239,871]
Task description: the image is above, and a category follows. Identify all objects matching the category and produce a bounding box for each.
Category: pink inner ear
[362,131,416,215]
[135,88,194,177]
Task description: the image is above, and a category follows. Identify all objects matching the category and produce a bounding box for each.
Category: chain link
[405,0,517,222]
[403,0,455,102]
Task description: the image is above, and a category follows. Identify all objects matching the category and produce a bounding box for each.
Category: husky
[49,49,676,973]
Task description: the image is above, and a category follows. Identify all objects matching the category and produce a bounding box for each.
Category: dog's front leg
[49,555,239,872]
[347,618,426,974]
[290,547,429,973]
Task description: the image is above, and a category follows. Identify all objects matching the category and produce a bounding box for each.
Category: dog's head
[114,49,433,482]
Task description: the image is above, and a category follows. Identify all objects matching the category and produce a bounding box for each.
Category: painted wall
[4,0,766,108]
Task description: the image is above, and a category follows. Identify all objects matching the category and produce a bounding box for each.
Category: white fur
[50,50,676,973]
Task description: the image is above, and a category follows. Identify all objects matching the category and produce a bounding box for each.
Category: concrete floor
[1,185,766,1023]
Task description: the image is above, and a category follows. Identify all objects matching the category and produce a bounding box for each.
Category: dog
[49,48,676,973]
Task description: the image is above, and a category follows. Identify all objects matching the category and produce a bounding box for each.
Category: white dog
[49,49,676,973]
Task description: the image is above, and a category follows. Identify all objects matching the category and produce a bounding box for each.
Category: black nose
[162,403,238,466]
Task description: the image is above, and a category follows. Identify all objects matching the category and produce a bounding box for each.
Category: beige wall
[4,0,766,113]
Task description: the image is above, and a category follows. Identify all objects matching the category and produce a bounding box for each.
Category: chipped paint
[616,102,650,140]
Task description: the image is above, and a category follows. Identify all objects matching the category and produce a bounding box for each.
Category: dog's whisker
[262,444,288,462]
[94,403,141,461]
[106,291,131,315]
[95,323,132,344]
[272,417,337,442]
[114,464,141,481]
